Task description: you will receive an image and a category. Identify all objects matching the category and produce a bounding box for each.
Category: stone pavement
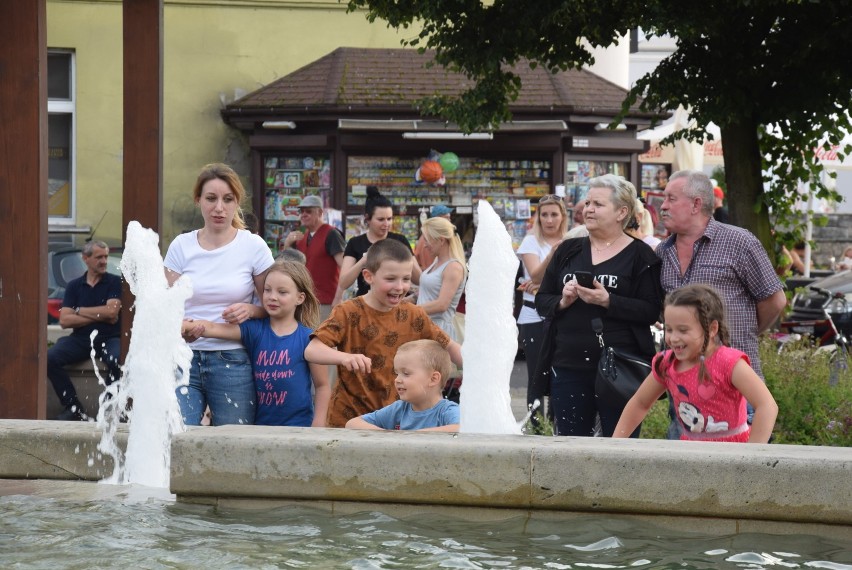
[509,358,529,422]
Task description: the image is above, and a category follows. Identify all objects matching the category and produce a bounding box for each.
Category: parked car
[47,248,123,324]
[783,270,852,345]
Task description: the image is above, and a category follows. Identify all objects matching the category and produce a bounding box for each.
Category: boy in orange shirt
[305,239,463,427]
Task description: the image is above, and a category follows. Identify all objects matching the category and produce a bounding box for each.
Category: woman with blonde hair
[165,163,275,426]
[416,217,467,341]
[628,198,661,248]
[516,194,569,421]
[179,260,330,427]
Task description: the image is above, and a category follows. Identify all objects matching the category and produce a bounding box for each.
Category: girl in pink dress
[614,284,778,443]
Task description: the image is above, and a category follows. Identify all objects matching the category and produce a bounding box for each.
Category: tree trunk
[720,118,774,257]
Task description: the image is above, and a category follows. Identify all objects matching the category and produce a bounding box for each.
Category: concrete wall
[0,420,124,481]
[810,213,852,265]
[628,31,678,89]
[47,1,123,240]
[44,325,108,419]
[47,0,414,247]
[2,420,850,538]
[168,426,852,528]
[45,360,108,419]
[584,35,630,90]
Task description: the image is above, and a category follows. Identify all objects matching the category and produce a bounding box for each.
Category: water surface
[2,482,850,569]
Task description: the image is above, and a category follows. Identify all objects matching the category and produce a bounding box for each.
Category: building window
[48,51,75,221]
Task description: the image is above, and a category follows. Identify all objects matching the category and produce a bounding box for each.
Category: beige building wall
[48,1,124,242]
[47,0,414,247]
[583,35,630,90]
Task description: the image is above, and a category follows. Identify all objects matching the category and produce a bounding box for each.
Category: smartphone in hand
[574,271,595,288]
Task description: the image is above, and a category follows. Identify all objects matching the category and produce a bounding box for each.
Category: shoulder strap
[591,317,605,347]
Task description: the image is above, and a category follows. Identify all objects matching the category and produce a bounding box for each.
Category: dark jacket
[532,236,663,382]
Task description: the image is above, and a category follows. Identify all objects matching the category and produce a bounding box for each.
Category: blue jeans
[551,366,640,438]
[176,348,256,426]
[47,334,121,409]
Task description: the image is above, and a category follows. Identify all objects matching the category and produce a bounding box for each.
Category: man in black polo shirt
[48,240,122,420]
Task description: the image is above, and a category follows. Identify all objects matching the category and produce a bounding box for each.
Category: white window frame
[47,49,76,225]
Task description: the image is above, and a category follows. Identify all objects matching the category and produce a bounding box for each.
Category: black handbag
[592,318,652,407]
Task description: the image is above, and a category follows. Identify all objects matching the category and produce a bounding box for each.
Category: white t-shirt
[643,234,662,249]
[164,229,275,351]
[516,234,552,325]
[566,224,589,238]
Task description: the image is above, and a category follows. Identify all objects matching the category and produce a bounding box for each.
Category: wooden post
[0,1,48,418]
[121,0,164,357]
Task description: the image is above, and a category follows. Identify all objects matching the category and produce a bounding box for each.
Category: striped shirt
[655,219,783,378]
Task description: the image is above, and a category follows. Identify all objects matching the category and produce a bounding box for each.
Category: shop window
[261,154,333,255]
[48,51,75,221]
[346,155,551,250]
[640,163,670,195]
[564,159,628,207]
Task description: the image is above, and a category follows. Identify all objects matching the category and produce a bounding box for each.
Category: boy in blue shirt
[345,339,459,432]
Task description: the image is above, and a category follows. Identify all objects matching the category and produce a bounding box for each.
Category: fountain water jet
[98,221,193,487]
[459,200,522,434]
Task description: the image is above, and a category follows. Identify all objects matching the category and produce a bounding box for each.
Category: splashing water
[460,200,522,434]
[98,221,193,487]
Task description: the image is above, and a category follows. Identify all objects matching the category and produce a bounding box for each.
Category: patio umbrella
[673,105,704,172]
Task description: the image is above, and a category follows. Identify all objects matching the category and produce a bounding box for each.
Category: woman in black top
[339,186,419,297]
[535,175,662,438]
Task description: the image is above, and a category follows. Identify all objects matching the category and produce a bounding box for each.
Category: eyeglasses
[539,194,564,204]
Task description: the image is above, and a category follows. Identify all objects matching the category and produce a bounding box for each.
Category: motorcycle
[778,270,852,384]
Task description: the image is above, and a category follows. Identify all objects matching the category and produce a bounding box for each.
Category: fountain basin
[2,420,850,538]
[169,426,852,528]
[0,419,126,481]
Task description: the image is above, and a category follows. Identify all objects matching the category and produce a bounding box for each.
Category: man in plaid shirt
[656,170,786,436]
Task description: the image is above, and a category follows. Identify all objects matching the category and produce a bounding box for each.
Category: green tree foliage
[346,0,852,247]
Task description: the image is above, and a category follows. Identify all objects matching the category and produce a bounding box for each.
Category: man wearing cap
[281,195,346,319]
[414,204,453,270]
[713,186,729,223]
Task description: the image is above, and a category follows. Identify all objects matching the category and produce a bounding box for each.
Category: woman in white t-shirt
[165,163,274,426]
[516,194,569,423]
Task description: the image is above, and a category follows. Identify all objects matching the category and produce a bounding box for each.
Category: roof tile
[229,47,643,116]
